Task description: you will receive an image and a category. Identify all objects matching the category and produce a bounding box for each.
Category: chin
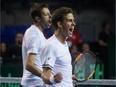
[68,35,73,38]
[47,25,50,28]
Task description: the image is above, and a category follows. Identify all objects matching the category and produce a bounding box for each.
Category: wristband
[50,76,56,84]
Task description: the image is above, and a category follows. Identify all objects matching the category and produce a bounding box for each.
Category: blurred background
[0,0,115,85]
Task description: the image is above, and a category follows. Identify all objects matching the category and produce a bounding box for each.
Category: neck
[54,29,67,44]
[34,22,43,32]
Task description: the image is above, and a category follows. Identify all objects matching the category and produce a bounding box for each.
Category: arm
[98,32,107,47]
[41,43,62,84]
[99,40,107,46]
[25,34,43,77]
[26,53,42,77]
[42,67,63,85]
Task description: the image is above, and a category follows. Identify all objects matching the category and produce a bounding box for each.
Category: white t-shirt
[41,35,73,87]
[21,25,46,86]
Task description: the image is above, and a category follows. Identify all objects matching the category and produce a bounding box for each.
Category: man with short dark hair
[41,7,76,87]
[21,3,52,87]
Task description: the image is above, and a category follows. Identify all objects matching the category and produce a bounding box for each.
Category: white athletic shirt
[41,35,73,87]
[21,25,46,86]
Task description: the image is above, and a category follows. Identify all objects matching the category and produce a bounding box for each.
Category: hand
[54,72,63,83]
[72,75,77,87]
[72,75,77,81]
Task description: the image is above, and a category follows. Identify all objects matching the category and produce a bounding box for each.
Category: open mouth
[69,28,74,36]
[47,20,51,27]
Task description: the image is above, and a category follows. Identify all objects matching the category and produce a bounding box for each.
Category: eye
[66,19,71,22]
[42,12,47,16]
[44,13,48,16]
[67,19,75,23]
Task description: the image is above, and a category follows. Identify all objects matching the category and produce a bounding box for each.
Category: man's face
[82,44,90,52]
[16,33,23,45]
[61,13,76,38]
[40,7,52,28]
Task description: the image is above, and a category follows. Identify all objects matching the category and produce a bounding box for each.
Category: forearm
[26,54,42,77]
[42,67,52,84]
[99,40,107,46]
[26,63,42,77]
[42,67,63,84]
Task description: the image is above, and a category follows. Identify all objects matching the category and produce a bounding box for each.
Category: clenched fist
[54,72,63,83]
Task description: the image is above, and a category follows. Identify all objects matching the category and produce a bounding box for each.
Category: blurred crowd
[0,33,23,65]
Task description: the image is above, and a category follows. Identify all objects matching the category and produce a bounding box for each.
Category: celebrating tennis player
[21,3,52,87]
[41,7,76,87]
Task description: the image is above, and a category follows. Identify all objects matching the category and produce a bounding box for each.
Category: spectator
[0,42,7,58]
[98,21,113,79]
[70,45,78,54]
[7,32,23,64]
[0,42,7,65]
[82,43,90,52]
[69,45,81,65]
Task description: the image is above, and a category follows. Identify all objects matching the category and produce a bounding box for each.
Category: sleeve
[41,44,56,69]
[26,35,41,54]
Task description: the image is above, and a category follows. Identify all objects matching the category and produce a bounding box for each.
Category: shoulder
[25,26,41,38]
[42,36,56,50]
[46,38,55,48]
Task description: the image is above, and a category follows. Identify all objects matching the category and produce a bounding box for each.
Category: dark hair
[102,21,109,29]
[29,3,48,21]
[52,7,73,28]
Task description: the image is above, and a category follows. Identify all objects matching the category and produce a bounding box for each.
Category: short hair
[29,3,48,21]
[52,7,73,28]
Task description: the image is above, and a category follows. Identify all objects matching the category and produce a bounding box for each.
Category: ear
[35,17,40,22]
[57,21,62,28]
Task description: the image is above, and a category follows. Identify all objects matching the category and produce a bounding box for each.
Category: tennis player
[21,3,52,87]
[41,7,76,87]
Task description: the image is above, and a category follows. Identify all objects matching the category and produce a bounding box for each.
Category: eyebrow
[64,18,74,22]
[42,12,51,15]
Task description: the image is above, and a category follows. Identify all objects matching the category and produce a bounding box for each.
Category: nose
[49,14,52,18]
[72,21,76,26]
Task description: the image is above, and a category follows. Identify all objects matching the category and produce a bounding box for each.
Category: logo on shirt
[48,57,51,60]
